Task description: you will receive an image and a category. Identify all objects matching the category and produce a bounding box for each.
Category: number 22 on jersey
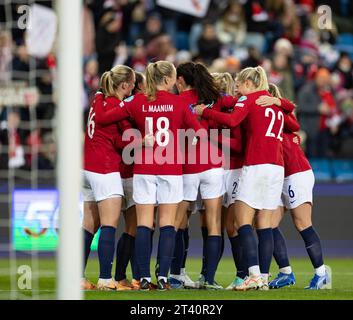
[264,108,284,141]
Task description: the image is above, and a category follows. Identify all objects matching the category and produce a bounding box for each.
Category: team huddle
[81,60,332,292]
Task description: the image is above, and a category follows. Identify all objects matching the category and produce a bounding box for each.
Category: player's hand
[143,133,155,147]
[293,136,300,145]
[195,104,207,116]
[256,96,280,107]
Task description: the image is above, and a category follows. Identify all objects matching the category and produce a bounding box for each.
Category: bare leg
[174,201,190,229]
[226,204,238,238]
[98,197,122,228]
[83,201,100,234]
[136,204,155,228]
[234,200,256,227]
[291,203,313,232]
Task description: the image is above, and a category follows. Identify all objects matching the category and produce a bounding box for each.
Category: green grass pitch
[0,257,352,300]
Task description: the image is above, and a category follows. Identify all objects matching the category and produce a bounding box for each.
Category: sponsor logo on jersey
[235,103,244,108]
[124,95,135,102]
[238,96,247,102]
[119,101,125,108]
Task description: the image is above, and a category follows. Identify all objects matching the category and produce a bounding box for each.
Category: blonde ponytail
[212,72,235,96]
[254,66,269,91]
[100,71,114,97]
[100,65,134,97]
[145,61,175,101]
[146,63,158,102]
[268,83,283,99]
[237,66,269,91]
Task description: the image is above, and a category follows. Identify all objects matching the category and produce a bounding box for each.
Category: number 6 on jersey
[87,108,95,139]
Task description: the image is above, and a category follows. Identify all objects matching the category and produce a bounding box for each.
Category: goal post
[57,0,83,300]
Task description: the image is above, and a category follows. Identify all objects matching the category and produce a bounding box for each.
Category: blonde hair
[268,83,283,99]
[132,71,146,95]
[146,61,175,101]
[100,65,134,97]
[212,72,235,96]
[237,66,269,91]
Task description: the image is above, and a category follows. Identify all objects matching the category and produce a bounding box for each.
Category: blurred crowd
[0,0,353,171]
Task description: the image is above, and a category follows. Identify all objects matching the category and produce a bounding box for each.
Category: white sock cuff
[249,265,261,276]
[279,266,293,274]
[158,276,168,282]
[141,277,151,282]
[315,265,326,277]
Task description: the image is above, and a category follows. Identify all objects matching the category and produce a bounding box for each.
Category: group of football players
[81,60,332,292]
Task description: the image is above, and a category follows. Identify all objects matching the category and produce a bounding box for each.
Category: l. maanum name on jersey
[142,104,174,112]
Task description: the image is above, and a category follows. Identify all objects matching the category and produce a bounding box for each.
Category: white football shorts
[82,170,124,202]
[281,169,314,209]
[183,168,225,201]
[122,177,135,211]
[223,169,242,208]
[133,174,183,204]
[235,164,284,210]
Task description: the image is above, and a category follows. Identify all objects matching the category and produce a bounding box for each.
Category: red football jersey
[213,101,244,170]
[94,91,204,175]
[279,98,296,114]
[93,94,144,178]
[224,125,245,170]
[202,90,285,167]
[84,95,122,174]
[116,117,135,179]
[180,90,238,174]
[283,112,311,177]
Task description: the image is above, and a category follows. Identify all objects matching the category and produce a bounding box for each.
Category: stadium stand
[1,0,353,178]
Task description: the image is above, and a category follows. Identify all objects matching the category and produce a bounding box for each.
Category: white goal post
[57,0,83,300]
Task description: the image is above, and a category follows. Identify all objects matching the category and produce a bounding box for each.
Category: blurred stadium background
[0,0,352,299]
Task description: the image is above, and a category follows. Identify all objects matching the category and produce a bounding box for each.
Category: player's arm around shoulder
[255,94,295,114]
[95,93,139,125]
[219,95,239,110]
[279,98,296,114]
[194,98,249,128]
[179,97,203,133]
[120,94,141,117]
